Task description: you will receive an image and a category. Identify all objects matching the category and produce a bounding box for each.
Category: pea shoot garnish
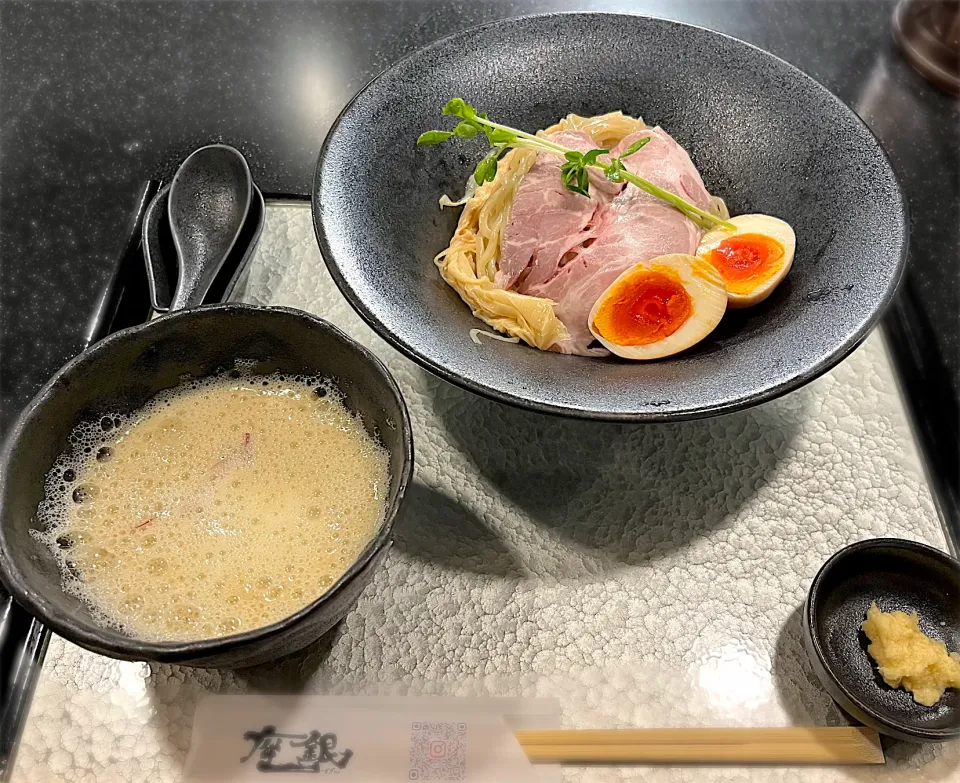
[418,98,735,231]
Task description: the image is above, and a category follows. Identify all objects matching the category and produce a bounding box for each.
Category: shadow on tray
[393,482,526,578]
[424,370,803,568]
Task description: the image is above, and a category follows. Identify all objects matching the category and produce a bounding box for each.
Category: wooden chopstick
[514,727,884,765]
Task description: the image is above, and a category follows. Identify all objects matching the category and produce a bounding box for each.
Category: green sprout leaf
[581,149,609,166]
[442,98,475,118]
[473,152,501,185]
[417,130,454,146]
[453,121,480,138]
[560,160,590,196]
[472,159,491,185]
[604,159,624,182]
[577,167,589,196]
[485,128,517,145]
[564,151,584,163]
[620,136,652,158]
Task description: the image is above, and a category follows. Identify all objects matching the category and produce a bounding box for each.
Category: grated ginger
[861,602,960,707]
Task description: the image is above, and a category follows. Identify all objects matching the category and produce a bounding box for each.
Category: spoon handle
[168,258,217,310]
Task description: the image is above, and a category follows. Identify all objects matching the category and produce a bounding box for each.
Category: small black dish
[803,538,960,742]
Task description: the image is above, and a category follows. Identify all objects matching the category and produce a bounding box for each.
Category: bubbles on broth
[32,371,390,641]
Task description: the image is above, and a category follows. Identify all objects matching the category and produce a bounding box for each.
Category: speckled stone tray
[13,205,959,783]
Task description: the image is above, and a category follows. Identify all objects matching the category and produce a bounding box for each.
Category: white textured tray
[14,205,959,783]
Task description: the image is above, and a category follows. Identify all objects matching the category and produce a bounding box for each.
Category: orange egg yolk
[706,233,784,294]
[592,269,692,346]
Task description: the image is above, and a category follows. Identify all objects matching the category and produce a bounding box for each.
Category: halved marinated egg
[696,214,796,308]
[588,253,727,360]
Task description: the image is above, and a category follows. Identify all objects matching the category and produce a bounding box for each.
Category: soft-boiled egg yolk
[696,214,796,308]
[706,233,783,292]
[589,253,727,360]
[591,269,692,346]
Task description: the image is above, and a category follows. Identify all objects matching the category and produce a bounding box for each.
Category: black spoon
[167,144,251,311]
[143,182,264,311]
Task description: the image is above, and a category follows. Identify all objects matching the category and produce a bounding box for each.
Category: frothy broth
[33,373,390,641]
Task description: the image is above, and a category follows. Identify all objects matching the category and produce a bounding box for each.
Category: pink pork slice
[495,130,621,292]
[518,127,712,355]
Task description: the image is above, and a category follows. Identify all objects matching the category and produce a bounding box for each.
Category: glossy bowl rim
[312,11,909,422]
[803,537,960,741]
[0,303,414,663]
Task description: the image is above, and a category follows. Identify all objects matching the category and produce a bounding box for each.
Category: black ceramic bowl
[314,13,907,421]
[0,305,413,667]
[803,538,960,742]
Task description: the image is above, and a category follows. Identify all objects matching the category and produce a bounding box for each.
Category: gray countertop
[12,205,958,783]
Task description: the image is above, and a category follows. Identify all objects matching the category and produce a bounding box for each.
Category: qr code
[408,721,467,780]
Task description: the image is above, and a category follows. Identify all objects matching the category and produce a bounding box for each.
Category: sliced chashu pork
[495,130,621,291]
[501,127,711,355]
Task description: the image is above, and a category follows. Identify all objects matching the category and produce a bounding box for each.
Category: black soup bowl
[0,304,413,667]
[314,13,907,420]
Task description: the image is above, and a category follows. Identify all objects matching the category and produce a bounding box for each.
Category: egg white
[588,253,727,360]
[696,214,796,308]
